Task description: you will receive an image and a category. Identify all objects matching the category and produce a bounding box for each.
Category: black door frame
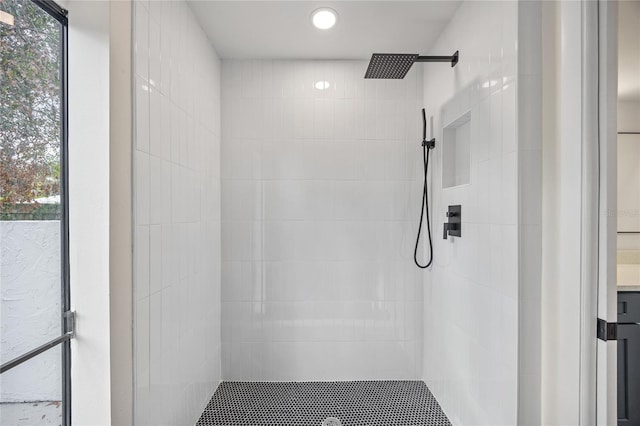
[0,1,71,424]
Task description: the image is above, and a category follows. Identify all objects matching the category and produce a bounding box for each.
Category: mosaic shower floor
[196,380,451,426]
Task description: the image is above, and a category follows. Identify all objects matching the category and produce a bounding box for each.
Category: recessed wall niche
[442,111,471,189]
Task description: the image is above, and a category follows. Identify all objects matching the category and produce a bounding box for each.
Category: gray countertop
[619,285,640,292]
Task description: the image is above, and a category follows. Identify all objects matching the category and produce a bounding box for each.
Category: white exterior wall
[0,221,61,403]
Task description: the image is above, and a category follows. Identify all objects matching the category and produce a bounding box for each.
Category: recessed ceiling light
[311,7,338,30]
[315,81,330,90]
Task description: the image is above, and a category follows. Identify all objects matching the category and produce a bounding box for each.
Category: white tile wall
[133,1,221,425]
[221,60,425,381]
[421,2,523,425]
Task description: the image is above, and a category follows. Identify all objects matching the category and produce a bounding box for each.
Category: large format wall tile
[132,1,221,425]
[221,60,425,381]
[421,2,522,425]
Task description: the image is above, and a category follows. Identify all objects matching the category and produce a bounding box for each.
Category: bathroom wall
[65,2,113,421]
[132,1,221,424]
[220,60,425,380]
[421,1,526,425]
[618,100,640,251]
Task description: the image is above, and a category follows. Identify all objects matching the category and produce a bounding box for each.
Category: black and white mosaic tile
[196,381,451,426]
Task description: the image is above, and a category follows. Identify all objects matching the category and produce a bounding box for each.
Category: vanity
[618,252,640,425]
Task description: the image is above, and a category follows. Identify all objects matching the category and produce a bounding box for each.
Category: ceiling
[186,1,462,60]
[619,0,640,101]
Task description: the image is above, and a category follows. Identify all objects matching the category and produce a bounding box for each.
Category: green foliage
[0,0,62,216]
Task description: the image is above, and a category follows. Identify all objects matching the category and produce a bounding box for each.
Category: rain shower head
[365,54,419,79]
[364,51,459,79]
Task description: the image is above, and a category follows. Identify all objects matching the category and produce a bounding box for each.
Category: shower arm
[416,51,459,67]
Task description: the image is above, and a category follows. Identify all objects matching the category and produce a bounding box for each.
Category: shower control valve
[443,205,462,239]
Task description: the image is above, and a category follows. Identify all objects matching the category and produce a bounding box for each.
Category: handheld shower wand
[414,108,435,269]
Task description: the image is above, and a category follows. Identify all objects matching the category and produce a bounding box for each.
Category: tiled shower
[132,1,541,425]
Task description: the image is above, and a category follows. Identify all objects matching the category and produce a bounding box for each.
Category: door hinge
[597,318,617,341]
[64,310,76,338]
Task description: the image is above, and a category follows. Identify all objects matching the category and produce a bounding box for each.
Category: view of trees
[0,0,61,217]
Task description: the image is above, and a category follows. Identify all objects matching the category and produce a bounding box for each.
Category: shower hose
[414,111,434,269]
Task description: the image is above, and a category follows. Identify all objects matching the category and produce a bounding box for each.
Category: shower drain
[321,417,342,426]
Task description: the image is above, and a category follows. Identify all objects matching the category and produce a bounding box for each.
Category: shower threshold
[196,380,451,426]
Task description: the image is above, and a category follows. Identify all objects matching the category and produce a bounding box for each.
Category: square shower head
[364,53,419,79]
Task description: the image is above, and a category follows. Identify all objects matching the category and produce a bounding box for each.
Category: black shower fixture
[364,51,459,79]
[443,205,462,240]
[414,108,435,269]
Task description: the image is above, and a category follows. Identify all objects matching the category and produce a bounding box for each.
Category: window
[0,1,70,425]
